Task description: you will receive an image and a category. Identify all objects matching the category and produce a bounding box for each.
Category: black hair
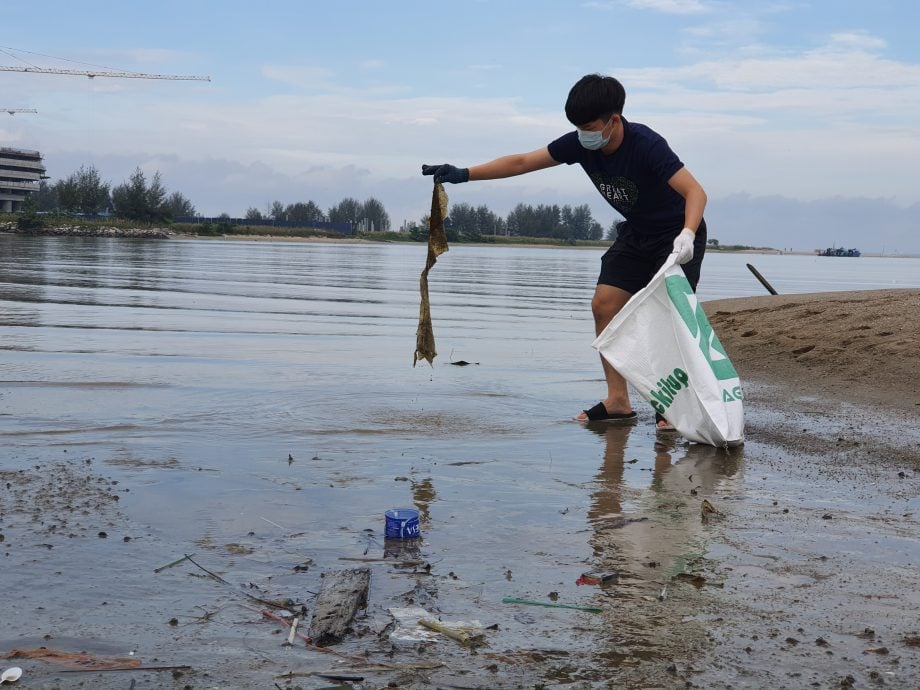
[564,74,626,127]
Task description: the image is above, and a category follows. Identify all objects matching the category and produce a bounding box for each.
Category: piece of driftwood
[308,568,371,646]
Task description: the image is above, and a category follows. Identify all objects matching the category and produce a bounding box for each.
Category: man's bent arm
[469,147,560,181]
[668,167,707,232]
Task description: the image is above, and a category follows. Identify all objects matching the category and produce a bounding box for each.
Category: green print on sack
[649,367,689,415]
[665,275,739,382]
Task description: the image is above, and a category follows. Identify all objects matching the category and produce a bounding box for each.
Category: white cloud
[617,41,920,92]
[679,17,768,57]
[585,0,710,14]
[260,64,410,98]
[827,31,887,52]
[625,0,710,13]
[261,65,338,91]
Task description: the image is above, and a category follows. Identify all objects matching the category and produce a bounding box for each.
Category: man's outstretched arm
[423,147,560,184]
[469,147,560,180]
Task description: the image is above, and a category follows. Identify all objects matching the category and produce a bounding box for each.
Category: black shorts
[598,220,707,294]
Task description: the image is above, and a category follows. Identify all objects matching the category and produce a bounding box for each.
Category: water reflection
[581,421,746,670]
[0,235,48,332]
[585,422,744,573]
[411,476,437,526]
[383,537,422,561]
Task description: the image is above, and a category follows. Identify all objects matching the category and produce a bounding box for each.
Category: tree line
[243,198,390,232]
[406,202,616,242]
[33,166,195,222]
[29,164,619,241]
[31,164,393,231]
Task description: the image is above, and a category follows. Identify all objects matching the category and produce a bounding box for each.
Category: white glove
[672,228,696,265]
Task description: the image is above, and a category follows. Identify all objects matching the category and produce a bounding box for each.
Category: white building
[0,147,46,213]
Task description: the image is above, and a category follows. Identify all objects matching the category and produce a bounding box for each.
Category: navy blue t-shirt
[547,118,686,235]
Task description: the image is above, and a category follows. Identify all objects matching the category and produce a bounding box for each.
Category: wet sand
[692,289,920,688]
[707,289,920,416]
[1,289,918,689]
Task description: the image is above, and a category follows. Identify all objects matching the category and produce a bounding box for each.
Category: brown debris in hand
[413,183,449,367]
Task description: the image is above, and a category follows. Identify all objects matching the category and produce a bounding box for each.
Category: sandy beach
[707,289,920,416]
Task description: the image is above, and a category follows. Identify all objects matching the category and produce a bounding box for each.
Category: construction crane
[2,108,37,115]
[0,66,209,81]
[0,46,209,81]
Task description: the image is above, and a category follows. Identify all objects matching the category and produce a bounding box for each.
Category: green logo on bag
[649,367,689,415]
[665,275,738,382]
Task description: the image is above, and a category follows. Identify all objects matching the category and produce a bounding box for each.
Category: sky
[2,0,920,253]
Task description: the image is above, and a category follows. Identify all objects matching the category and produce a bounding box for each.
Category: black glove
[422,163,469,184]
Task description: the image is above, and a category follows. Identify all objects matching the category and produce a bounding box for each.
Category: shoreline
[1,225,170,239]
[0,226,920,259]
[3,227,917,256]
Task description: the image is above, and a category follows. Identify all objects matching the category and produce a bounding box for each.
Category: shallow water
[1,235,918,687]
[4,237,918,450]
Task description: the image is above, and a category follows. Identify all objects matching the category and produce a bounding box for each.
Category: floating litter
[385,508,420,539]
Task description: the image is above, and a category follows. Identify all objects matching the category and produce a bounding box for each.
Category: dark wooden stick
[746,263,779,295]
[184,554,292,609]
[58,665,192,673]
[153,553,195,573]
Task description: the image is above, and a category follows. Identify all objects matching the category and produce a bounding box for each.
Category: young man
[423,73,708,428]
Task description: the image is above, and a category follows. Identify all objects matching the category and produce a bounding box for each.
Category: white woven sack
[592,255,744,446]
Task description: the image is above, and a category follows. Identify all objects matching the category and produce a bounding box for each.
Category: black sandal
[579,402,638,424]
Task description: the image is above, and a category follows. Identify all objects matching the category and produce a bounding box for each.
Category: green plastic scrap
[501,597,602,613]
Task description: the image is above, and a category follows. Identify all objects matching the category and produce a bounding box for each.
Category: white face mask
[577,118,612,150]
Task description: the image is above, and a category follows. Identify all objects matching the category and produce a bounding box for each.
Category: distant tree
[112,169,148,221]
[54,176,80,213]
[111,167,169,223]
[559,205,575,241]
[512,203,562,238]
[245,207,264,220]
[146,172,168,219]
[560,204,594,240]
[16,197,44,230]
[606,220,625,241]
[358,197,390,232]
[506,203,564,238]
[505,203,531,237]
[327,197,362,226]
[269,200,285,220]
[164,191,196,219]
[707,238,720,247]
[408,214,429,242]
[73,165,111,215]
[32,180,57,212]
[475,204,505,236]
[39,166,110,215]
[284,201,325,225]
[216,212,234,234]
[443,203,503,240]
[446,202,481,241]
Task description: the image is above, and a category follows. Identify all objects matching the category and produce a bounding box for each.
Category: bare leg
[574,284,633,421]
